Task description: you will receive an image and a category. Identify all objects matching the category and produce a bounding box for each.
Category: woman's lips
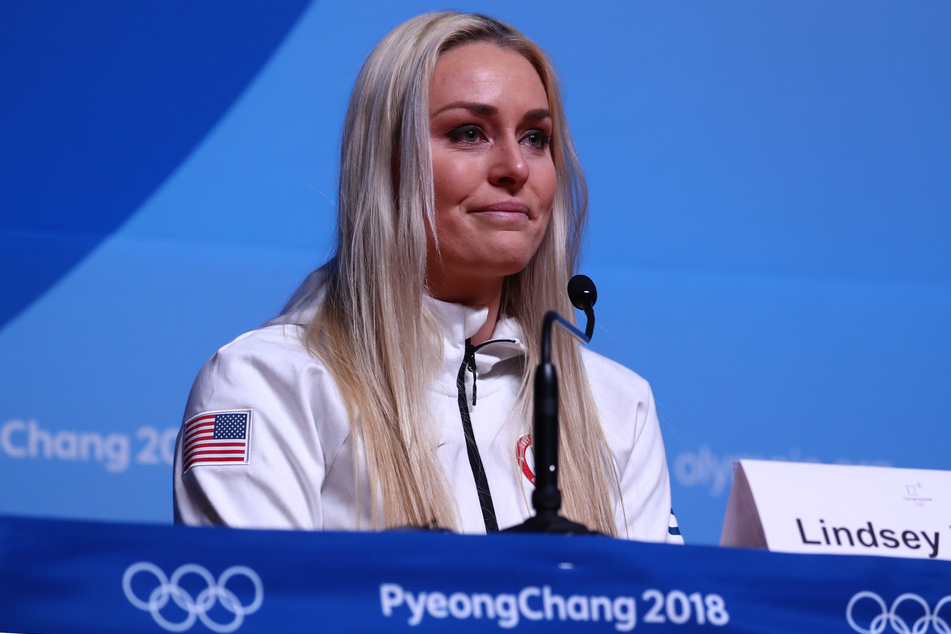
[470,201,531,217]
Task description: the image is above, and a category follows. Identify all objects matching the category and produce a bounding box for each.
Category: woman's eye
[522,130,550,148]
[447,125,484,143]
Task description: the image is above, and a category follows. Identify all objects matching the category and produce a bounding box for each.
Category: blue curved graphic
[0,0,312,329]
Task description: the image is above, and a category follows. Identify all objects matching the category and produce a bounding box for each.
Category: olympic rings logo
[123,562,264,633]
[847,592,951,634]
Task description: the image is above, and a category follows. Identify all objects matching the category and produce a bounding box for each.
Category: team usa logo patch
[182,409,252,473]
[516,434,535,485]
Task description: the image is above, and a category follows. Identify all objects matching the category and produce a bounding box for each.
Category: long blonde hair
[306,12,618,535]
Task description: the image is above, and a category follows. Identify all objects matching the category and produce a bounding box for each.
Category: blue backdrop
[1,0,948,544]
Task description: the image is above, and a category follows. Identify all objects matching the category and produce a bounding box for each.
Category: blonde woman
[174,11,682,543]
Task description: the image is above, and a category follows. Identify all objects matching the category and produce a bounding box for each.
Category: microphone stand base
[502,512,600,536]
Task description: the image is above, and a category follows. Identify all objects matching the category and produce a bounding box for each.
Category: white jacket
[174,287,682,543]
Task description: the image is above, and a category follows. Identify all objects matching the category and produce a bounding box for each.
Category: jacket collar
[271,271,527,393]
[425,296,526,397]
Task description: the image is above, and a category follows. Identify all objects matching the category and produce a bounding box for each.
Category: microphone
[503,274,599,535]
[568,274,597,340]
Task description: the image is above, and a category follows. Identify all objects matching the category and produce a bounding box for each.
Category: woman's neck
[426,277,502,345]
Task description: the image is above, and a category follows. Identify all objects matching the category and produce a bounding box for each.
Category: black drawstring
[455,336,518,534]
[464,337,516,407]
[456,338,497,532]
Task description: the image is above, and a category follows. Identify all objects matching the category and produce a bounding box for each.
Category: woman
[174,11,681,542]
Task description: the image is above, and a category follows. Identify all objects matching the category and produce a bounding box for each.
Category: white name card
[720,459,950,561]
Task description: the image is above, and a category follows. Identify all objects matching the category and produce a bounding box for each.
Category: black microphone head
[567,274,597,311]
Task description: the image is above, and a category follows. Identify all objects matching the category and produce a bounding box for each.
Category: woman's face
[426,42,556,302]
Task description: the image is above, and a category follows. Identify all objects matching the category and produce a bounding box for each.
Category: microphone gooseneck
[502,274,599,535]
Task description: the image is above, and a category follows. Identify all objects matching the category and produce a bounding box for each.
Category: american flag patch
[182,409,251,473]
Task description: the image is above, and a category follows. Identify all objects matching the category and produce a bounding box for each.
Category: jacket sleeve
[629,386,684,544]
[585,351,684,543]
[173,326,344,530]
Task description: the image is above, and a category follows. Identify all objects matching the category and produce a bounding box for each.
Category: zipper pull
[465,338,478,407]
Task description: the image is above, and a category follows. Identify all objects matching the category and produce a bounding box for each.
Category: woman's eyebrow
[430,102,551,121]
[432,101,497,117]
[523,108,552,122]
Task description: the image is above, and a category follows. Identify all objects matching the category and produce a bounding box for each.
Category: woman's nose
[488,137,529,190]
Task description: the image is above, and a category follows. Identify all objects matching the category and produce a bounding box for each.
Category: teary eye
[447,125,484,143]
[522,130,550,148]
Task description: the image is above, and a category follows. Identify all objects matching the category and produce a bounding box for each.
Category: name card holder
[720,460,950,561]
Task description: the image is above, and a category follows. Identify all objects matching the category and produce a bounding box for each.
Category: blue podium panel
[1,515,950,633]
